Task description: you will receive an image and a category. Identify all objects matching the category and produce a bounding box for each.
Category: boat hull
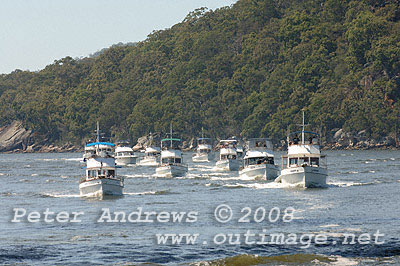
[192,153,214,162]
[115,156,136,166]
[278,166,327,188]
[215,159,240,171]
[239,164,280,180]
[156,164,188,177]
[138,157,159,166]
[79,178,124,197]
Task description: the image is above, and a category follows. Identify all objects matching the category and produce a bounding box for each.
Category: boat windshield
[117,151,133,156]
[284,156,325,169]
[245,157,274,166]
[162,157,182,164]
[221,154,236,160]
[87,169,116,179]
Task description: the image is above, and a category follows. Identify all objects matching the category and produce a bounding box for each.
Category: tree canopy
[0,0,399,144]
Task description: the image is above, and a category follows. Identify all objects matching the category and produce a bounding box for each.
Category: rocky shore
[0,121,398,153]
[0,121,81,153]
[321,129,398,150]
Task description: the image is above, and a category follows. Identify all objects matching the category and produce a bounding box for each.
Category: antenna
[302,111,305,144]
[170,123,173,148]
[149,132,153,147]
[96,121,100,143]
[296,111,309,145]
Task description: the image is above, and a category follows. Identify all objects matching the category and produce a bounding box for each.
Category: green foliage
[0,0,399,144]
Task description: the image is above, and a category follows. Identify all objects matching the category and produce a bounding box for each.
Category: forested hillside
[0,0,399,145]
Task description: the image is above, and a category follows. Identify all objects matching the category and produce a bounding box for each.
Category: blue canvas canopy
[86,142,115,147]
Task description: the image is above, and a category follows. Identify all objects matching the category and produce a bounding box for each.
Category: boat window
[87,170,97,178]
[267,157,274,165]
[108,170,115,178]
[310,157,319,166]
[175,158,181,164]
[162,158,176,164]
[298,157,310,166]
[200,149,209,153]
[289,158,298,166]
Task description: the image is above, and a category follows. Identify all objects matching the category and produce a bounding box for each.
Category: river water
[0,150,399,265]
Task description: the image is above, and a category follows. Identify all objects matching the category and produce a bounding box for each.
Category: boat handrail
[282,154,326,158]
[80,175,123,183]
[159,162,188,167]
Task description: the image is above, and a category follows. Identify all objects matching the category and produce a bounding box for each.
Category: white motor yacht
[115,141,137,166]
[79,123,124,197]
[276,112,328,188]
[155,126,188,177]
[192,131,214,162]
[239,138,280,180]
[215,139,241,171]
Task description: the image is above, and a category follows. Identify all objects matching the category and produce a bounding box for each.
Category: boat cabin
[85,142,115,158]
[282,131,327,169]
[145,147,160,156]
[244,156,274,166]
[219,139,239,160]
[161,157,182,164]
[161,138,182,150]
[197,138,212,153]
[86,168,116,179]
[282,154,327,169]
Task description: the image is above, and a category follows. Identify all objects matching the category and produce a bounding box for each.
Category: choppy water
[0,150,400,265]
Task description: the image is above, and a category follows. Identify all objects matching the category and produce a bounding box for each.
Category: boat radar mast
[96,121,100,143]
[296,111,309,144]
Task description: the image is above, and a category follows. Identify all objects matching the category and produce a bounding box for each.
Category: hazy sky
[0,0,237,74]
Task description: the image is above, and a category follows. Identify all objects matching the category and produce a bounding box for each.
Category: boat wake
[123,174,152,179]
[327,180,382,187]
[63,158,82,161]
[219,182,289,190]
[40,192,81,198]
[124,190,175,196]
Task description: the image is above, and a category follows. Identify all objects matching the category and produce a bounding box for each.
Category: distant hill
[0,0,399,146]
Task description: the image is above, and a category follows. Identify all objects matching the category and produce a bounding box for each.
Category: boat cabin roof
[220,139,237,143]
[145,146,160,153]
[246,138,273,150]
[161,138,181,142]
[115,146,133,152]
[282,153,325,158]
[86,142,115,147]
[244,150,274,159]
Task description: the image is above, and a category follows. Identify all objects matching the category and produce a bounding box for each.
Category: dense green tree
[0,0,399,145]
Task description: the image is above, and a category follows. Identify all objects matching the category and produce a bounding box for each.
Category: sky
[0,0,237,74]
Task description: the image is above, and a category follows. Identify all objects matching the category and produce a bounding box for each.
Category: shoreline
[1,144,399,154]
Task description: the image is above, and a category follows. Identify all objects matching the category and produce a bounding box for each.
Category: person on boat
[293,134,300,144]
[309,136,313,144]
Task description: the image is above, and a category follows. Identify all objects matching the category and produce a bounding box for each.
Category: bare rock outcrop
[0,121,32,152]
[132,133,162,151]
